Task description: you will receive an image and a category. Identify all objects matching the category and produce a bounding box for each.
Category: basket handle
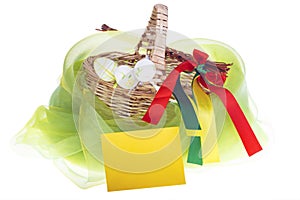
[135,4,168,84]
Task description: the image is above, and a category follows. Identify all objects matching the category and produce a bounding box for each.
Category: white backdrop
[1,0,299,199]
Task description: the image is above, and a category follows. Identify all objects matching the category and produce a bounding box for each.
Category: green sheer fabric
[16,31,267,188]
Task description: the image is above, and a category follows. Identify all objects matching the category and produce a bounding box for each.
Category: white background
[1,0,300,199]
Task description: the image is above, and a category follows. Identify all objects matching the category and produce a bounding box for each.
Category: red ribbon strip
[207,82,263,156]
[142,61,195,124]
[142,50,208,124]
[197,73,263,156]
[142,49,262,156]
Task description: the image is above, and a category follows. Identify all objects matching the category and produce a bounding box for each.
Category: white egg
[133,57,156,82]
[114,65,139,89]
[94,57,116,81]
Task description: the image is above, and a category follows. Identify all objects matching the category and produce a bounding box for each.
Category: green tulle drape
[16,31,267,188]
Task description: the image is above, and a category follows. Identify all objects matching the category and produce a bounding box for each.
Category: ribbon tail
[142,70,180,124]
[173,76,202,165]
[173,77,201,131]
[142,61,195,125]
[192,79,220,163]
[210,86,263,156]
[187,136,203,165]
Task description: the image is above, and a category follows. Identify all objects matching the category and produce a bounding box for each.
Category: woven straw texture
[83,4,195,117]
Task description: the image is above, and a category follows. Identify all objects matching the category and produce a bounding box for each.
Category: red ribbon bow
[142,49,262,156]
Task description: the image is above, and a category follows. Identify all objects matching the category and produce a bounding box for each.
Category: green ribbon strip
[173,77,203,165]
[173,77,201,131]
[187,136,203,165]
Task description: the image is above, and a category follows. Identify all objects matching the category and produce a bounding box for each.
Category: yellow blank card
[101,127,186,191]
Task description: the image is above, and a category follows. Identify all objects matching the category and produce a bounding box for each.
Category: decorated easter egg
[114,65,139,89]
[133,57,156,82]
[93,57,116,81]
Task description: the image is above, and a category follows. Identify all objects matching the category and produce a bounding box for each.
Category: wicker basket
[83,4,195,118]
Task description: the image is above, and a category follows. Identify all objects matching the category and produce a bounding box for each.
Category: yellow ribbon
[188,79,220,164]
